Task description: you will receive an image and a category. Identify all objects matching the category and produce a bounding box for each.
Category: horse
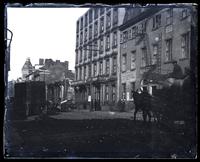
[132,89,152,122]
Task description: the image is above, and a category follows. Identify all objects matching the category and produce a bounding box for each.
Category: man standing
[170,61,183,79]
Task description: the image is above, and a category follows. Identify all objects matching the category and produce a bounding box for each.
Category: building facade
[73,7,125,110]
[119,6,195,99]
[25,58,74,103]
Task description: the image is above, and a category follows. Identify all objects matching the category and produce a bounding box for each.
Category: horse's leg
[147,111,151,123]
[143,111,147,122]
[134,108,138,121]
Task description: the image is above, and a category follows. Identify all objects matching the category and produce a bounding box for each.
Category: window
[106,7,111,11]
[152,45,158,65]
[89,25,92,39]
[132,26,138,38]
[113,8,118,25]
[84,66,86,80]
[84,29,87,42]
[131,82,135,92]
[80,17,83,30]
[84,50,87,61]
[106,34,110,50]
[138,22,144,34]
[120,33,123,43]
[100,8,104,15]
[75,68,78,80]
[166,9,173,25]
[89,46,92,59]
[131,51,136,70]
[141,48,147,67]
[94,8,98,19]
[76,52,78,64]
[106,59,110,75]
[153,14,161,29]
[76,34,79,47]
[165,39,172,62]
[112,84,116,102]
[76,21,79,33]
[181,33,189,59]
[88,64,91,78]
[100,37,104,54]
[130,82,135,99]
[106,12,111,28]
[93,62,97,76]
[100,17,104,33]
[99,61,103,75]
[79,67,82,80]
[105,85,109,101]
[80,32,83,45]
[112,56,117,74]
[94,21,98,37]
[128,29,132,39]
[123,31,128,42]
[112,32,117,48]
[89,10,93,23]
[79,50,82,63]
[122,83,126,99]
[85,14,88,27]
[93,41,98,57]
[122,54,127,72]
[181,9,188,19]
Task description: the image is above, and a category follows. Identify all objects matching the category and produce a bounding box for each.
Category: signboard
[88,95,91,102]
[165,24,173,33]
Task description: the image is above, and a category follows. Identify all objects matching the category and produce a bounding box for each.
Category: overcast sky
[7,7,89,81]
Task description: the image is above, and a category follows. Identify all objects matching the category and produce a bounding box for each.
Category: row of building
[13,58,75,104]
[72,5,197,111]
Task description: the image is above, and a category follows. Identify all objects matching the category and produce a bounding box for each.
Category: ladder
[156,33,162,74]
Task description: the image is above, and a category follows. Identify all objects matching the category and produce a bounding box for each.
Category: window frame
[152,44,158,65]
[166,8,173,26]
[106,59,110,75]
[141,47,147,67]
[180,33,189,59]
[165,39,173,62]
[130,51,136,70]
[112,56,117,74]
[122,53,127,72]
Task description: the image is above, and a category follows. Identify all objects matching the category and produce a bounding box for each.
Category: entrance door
[94,84,101,110]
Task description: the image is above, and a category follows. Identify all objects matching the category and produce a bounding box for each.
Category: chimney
[64,61,69,71]
[56,60,60,64]
[39,58,44,65]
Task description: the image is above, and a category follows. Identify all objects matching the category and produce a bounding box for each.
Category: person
[90,99,94,112]
[141,88,152,122]
[170,61,183,79]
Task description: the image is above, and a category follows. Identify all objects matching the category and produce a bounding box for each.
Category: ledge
[179,57,189,61]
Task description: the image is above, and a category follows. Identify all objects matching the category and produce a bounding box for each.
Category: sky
[7,7,89,81]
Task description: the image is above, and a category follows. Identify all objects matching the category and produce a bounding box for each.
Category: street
[4,110,196,159]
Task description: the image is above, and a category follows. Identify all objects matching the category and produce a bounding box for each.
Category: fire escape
[136,18,162,85]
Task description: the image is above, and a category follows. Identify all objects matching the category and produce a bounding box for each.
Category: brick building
[73,7,126,110]
[119,6,196,99]
[25,58,74,103]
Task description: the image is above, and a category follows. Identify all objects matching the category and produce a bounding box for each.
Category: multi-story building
[119,6,196,99]
[25,58,74,103]
[73,7,125,110]
[21,57,34,80]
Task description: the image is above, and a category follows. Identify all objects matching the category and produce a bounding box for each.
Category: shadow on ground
[4,116,196,159]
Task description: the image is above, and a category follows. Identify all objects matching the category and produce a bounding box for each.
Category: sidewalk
[49,109,143,120]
